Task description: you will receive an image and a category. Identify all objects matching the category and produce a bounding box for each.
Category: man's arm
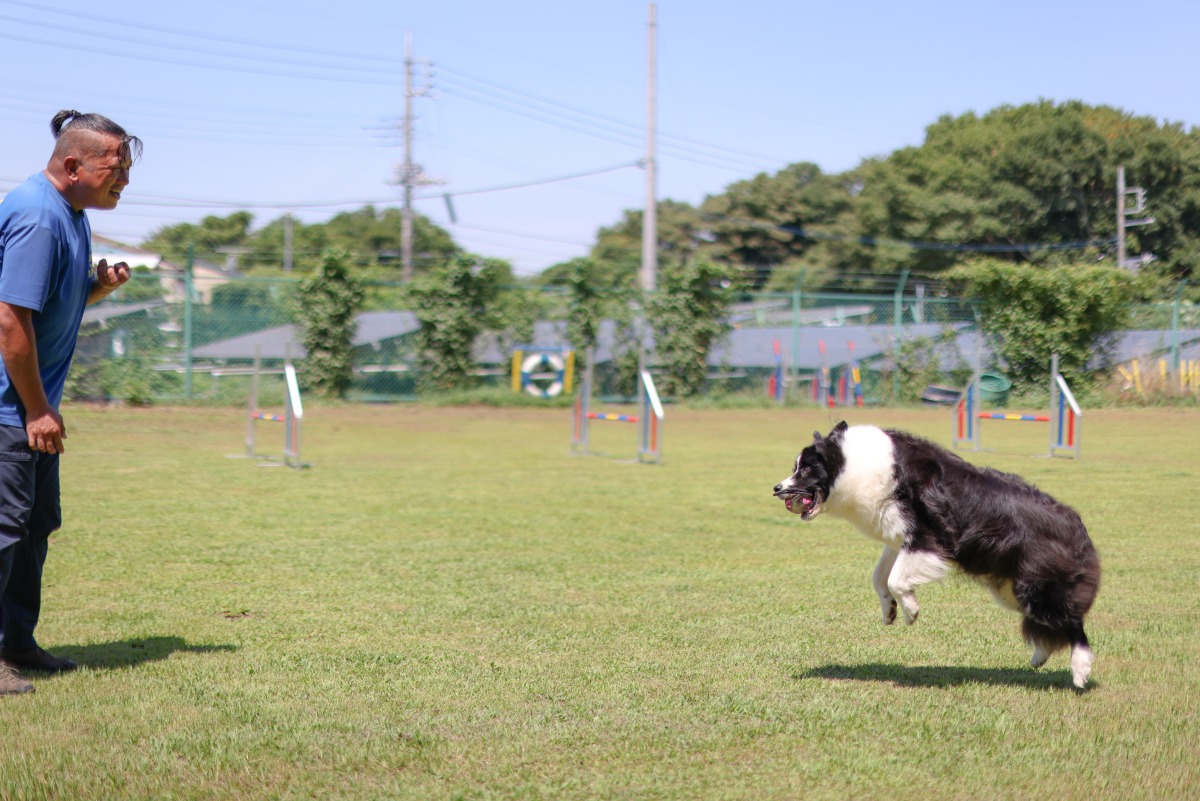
[87,258,131,305]
[0,301,65,454]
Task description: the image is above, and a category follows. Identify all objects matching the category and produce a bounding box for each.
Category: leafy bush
[298,248,364,399]
[647,260,740,397]
[949,260,1135,389]
[889,327,972,404]
[409,255,508,392]
[99,357,167,406]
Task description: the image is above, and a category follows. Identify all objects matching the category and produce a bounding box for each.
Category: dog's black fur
[773,421,1101,688]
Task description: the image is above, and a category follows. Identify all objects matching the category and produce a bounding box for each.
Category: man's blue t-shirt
[0,172,93,426]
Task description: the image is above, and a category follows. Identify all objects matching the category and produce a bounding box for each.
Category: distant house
[91,234,161,271]
[91,234,239,303]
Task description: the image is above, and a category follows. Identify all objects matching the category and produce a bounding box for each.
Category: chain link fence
[69,273,1198,407]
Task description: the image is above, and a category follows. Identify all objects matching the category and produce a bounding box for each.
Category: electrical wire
[0,0,402,67]
[0,29,401,86]
[437,65,787,170]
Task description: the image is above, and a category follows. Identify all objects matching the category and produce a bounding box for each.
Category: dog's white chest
[826,427,907,547]
[830,496,907,547]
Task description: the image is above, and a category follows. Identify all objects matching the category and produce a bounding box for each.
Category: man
[0,110,142,696]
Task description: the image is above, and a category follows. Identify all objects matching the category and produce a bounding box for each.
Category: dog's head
[772,421,849,521]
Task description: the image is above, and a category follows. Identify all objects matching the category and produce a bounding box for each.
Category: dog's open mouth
[775,490,818,518]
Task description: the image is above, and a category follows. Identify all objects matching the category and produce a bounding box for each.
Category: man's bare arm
[0,302,65,453]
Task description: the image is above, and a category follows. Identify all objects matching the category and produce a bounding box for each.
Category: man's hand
[25,407,66,454]
[95,258,131,291]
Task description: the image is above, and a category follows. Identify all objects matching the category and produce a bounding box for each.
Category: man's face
[73,136,131,211]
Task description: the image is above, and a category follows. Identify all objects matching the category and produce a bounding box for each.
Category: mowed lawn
[1,402,1197,800]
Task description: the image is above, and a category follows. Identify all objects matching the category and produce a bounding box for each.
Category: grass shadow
[45,636,237,672]
[795,663,1092,692]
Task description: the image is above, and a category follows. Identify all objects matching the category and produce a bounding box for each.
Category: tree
[571,199,708,287]
[142,206,460,278]
[408,255,510,392]
[297,248,365,399]
[245,206,460,275]
[142,211,253,266]
[114,266,167,303]
[852,101,1200,286]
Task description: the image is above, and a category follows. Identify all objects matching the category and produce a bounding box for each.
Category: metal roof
[80,301,165,327]
[191,310,419,359]
[187,312,1200,371]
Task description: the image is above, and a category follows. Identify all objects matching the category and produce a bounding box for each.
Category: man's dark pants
[0,423,62,653]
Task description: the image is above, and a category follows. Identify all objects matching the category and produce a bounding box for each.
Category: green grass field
[1,403,1197,800]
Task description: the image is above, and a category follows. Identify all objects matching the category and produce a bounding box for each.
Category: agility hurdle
[232,344,307,468]
[570,350,664,464]
[952,354,1081,459]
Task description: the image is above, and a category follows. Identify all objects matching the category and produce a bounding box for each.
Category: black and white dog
[773,422,1100,688]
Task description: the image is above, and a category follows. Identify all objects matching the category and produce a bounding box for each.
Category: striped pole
[1049,353,1082,459]
[952,378,980,451]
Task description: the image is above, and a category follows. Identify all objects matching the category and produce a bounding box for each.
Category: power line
[437,78,781,174]
[438,65,787,169]
[415,162,639,199]
[0,7,401,78]
[0,0,402,67]
[1,162,642,211]
[0,29,401,86]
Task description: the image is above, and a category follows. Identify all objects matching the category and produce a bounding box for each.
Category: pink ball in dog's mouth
[784,495,814,515]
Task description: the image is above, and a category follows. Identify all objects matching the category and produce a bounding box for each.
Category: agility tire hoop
[520,352,565,398]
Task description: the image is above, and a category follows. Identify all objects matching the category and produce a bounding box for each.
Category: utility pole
[640,2,658,294]
[283,212,293,273]
[401,32,416,283]
[1116,165,1155,271]
[396,32,436,282]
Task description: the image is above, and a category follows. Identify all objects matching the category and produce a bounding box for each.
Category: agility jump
[570,348,664,464]
[810,339,864,408]
[232,344,307,469]
[952,354,1081,459]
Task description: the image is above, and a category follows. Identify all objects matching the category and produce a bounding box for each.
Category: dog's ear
[831,421,849,438]
[812,430,824,446]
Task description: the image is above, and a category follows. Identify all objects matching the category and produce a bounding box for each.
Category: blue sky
[2,0,1197,275]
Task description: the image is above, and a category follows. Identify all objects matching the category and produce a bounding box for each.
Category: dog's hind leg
[887,549,952,625]
[1022,617,1066,669]
[873,546,900,625]
[1022,618,1093,687]
[1030,641,1052,669]
[1070,635,1093,689]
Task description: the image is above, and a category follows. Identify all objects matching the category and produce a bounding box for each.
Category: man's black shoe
[0,646,77,674]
